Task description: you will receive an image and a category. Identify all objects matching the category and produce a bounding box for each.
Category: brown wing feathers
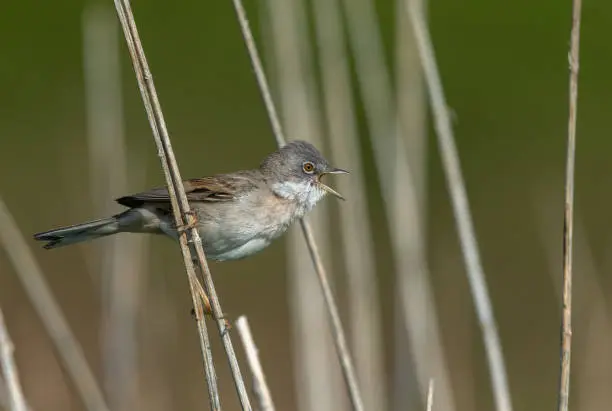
[115,174,256,208]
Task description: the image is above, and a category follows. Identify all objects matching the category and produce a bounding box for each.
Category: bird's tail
[34,216,121,249]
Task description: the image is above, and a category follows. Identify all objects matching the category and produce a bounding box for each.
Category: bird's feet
[176,210,198,233]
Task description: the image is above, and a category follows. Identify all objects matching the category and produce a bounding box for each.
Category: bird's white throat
[271,180,326,215]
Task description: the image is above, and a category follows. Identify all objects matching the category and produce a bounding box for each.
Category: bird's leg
[189,278,232,332]
[190,279,212,318]
[188,252,232,332]
[176,210,198,234]
[196,279,213,314]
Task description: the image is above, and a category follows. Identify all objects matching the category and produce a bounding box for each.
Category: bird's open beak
[317,168,349,200]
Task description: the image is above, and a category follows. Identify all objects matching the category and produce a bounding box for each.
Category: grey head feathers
[259,140,331,182]
[258,140,345,209]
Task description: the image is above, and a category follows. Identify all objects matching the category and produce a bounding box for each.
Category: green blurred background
[1,0,611,411]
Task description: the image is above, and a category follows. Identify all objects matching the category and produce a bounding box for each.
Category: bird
[34,140,348,261]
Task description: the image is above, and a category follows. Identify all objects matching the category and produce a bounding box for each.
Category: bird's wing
[115,172,259,208]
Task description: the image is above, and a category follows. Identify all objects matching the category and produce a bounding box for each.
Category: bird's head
[261,140,348,211]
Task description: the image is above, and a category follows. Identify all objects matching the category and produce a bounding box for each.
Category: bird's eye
[302,162,315,174]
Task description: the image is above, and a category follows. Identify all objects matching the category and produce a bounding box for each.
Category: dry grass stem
[339,0,454,408]
[112,1,252,410]
[310,0,387,408]
[557,0,582,409]
[263,0,346,408]
[82,4,146,409]
[426,379,434,411]
[405,1,513,410]
[269,0,349,408]
[0,308,28,411]
[0,198,110,411]
[533,188,612,411]
[235,317,276,411]
[232,1,364,410]
[394,1,457,409]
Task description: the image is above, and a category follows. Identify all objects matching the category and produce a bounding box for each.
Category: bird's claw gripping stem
[177,210,198,233]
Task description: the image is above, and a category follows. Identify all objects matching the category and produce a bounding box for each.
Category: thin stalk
[0,308,28,411]
[339,0,455,408]
[264,0,345,409]
[310,0,387,409]
[558,1,582,409]
[394,1,457,409]
[231,2,364,410]
[235,317,276,411]
[82,4,145,409]
[533,188,610,411]
[405,1,513,410]
[112,1,252,410]
[0,198,110,411]
[425,379,434,411]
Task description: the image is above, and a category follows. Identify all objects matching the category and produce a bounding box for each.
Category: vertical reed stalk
[0,308,28,411]
[425,379,434,411]
[231,1,364,410]
[82,5,146,409]
[557,0,582,409]
[339,0,455,408]
[112,1,252,409]
[395,0,457,409]
[310,0,387,409]
[405,1,513,410]
[264,0,345,408]
[235,317,276,411]
[0,198,110,411]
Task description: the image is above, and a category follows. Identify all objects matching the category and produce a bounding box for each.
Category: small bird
[34,140,348,261]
